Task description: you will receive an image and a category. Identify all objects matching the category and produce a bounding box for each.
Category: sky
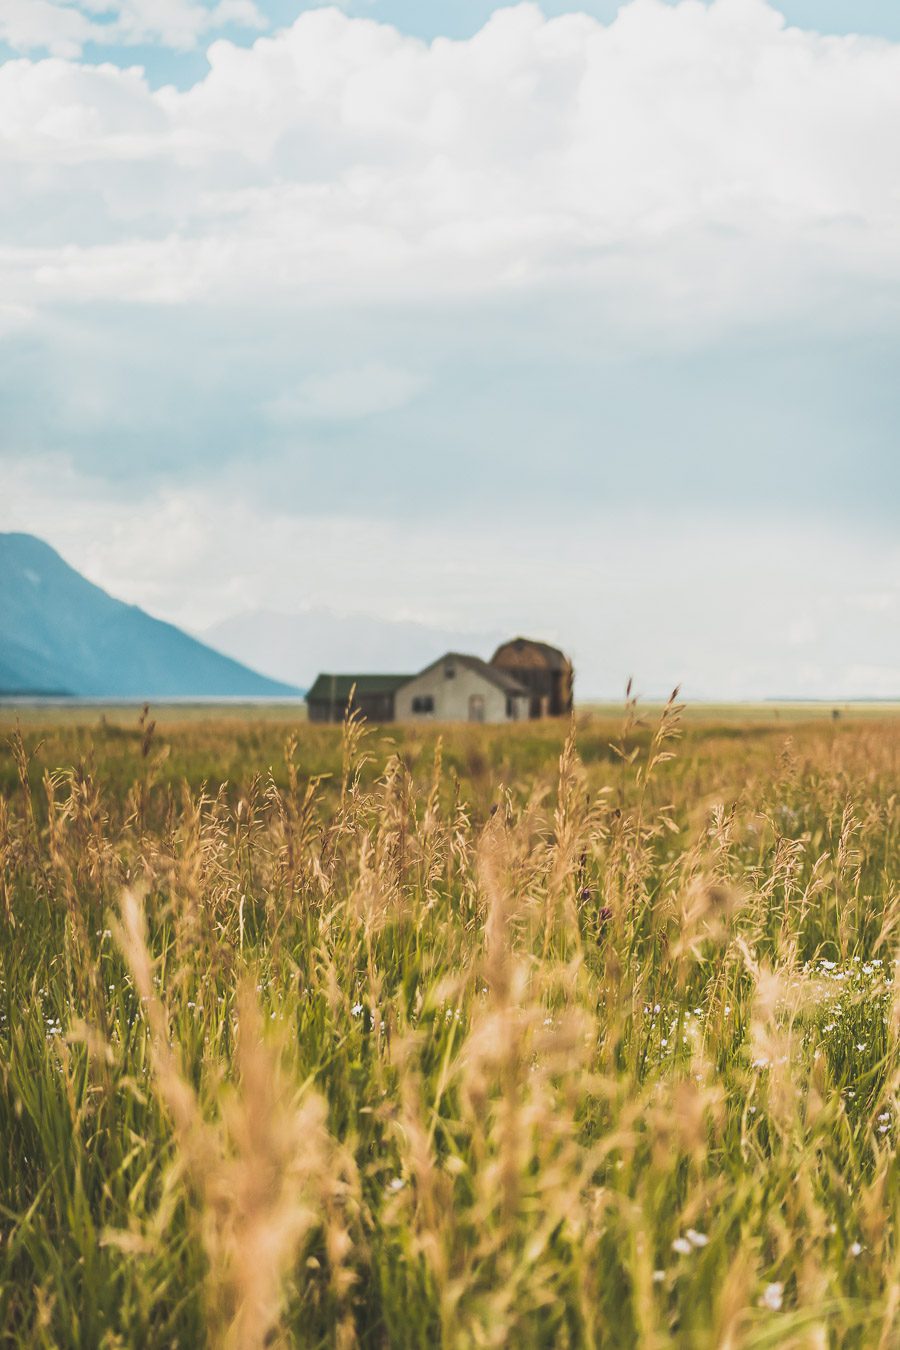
[2,0,900,699]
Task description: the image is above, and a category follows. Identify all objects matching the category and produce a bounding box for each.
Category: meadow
[0,700,898,1347]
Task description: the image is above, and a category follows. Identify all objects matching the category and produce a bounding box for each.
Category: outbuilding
[306,673,412,724]
[394,652,529,724]
[490,637,574,718]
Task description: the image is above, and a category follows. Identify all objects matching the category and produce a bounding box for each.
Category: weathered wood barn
[306,637,573,725]
[491,637,574,718]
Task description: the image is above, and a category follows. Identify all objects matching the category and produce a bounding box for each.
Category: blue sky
[2,1,900,697]
[5,4,900,87]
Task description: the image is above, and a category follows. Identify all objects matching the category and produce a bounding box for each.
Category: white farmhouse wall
[396,659,517,724]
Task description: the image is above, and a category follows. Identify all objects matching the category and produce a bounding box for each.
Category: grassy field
[0,700,898,1346]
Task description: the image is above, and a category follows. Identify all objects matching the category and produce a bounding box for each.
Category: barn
[305,673,412,724]
[490,637,574,718]
[394,653,530,724]
[306,638,574,725]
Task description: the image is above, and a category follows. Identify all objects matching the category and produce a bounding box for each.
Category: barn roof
[491,637,571,671]
[418,652,529,697]
[306,673,412,703]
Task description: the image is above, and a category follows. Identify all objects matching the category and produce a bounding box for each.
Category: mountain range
[203,608,506,691]
[0,533,299,699]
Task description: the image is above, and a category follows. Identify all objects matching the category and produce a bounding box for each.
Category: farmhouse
[306,637,574,725]
[305,673,412,724]
[394,653,530,724]
[491,637,574,718]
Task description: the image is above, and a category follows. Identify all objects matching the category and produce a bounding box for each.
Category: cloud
[4,1,900,699]
[264,363,426,422]
[0,2,94,59]
[1,1,900,329]
[0,0,267,58]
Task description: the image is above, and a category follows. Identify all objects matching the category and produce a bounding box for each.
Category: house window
[444,664,456,679]
[412,695,435,714]
[506,697,516,718]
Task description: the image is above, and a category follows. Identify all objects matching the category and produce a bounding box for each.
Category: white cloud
[1,2,900,329]
[0,2,94,59]
[265,363,425,422]
[0,0,266,58]
[3,2,900,701]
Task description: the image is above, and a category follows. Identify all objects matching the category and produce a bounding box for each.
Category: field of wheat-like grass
[0,700,898,1348]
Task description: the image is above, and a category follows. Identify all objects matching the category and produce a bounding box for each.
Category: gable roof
[306,673,412,703]
[491,637,571,671]
[413,652,529,697]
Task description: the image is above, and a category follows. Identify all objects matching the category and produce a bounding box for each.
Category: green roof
[306,673,412,703]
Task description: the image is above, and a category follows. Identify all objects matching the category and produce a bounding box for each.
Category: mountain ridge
[0,533,300,699]
[204,606,506,691]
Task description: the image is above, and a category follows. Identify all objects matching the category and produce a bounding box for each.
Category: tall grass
[0,703,898,1346]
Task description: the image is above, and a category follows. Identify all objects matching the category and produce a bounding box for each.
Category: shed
[394,653,529,724]
[306,673,412,724]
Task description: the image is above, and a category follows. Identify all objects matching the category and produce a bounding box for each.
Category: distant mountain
[204,608,506,690]
[0,533,300,699]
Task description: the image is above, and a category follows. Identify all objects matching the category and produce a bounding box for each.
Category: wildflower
[850,1242,863,1257]
[760,1282,784,1311]
[351,1003,364,1017]
[671,1237,692,1256]
[652,1270,665,1284]
[686,1229,709,1249]
[387,1177,405,1193]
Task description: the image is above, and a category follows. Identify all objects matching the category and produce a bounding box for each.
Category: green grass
[0,701,898,1346]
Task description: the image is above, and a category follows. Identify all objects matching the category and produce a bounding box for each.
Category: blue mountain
[0,533,299,699]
